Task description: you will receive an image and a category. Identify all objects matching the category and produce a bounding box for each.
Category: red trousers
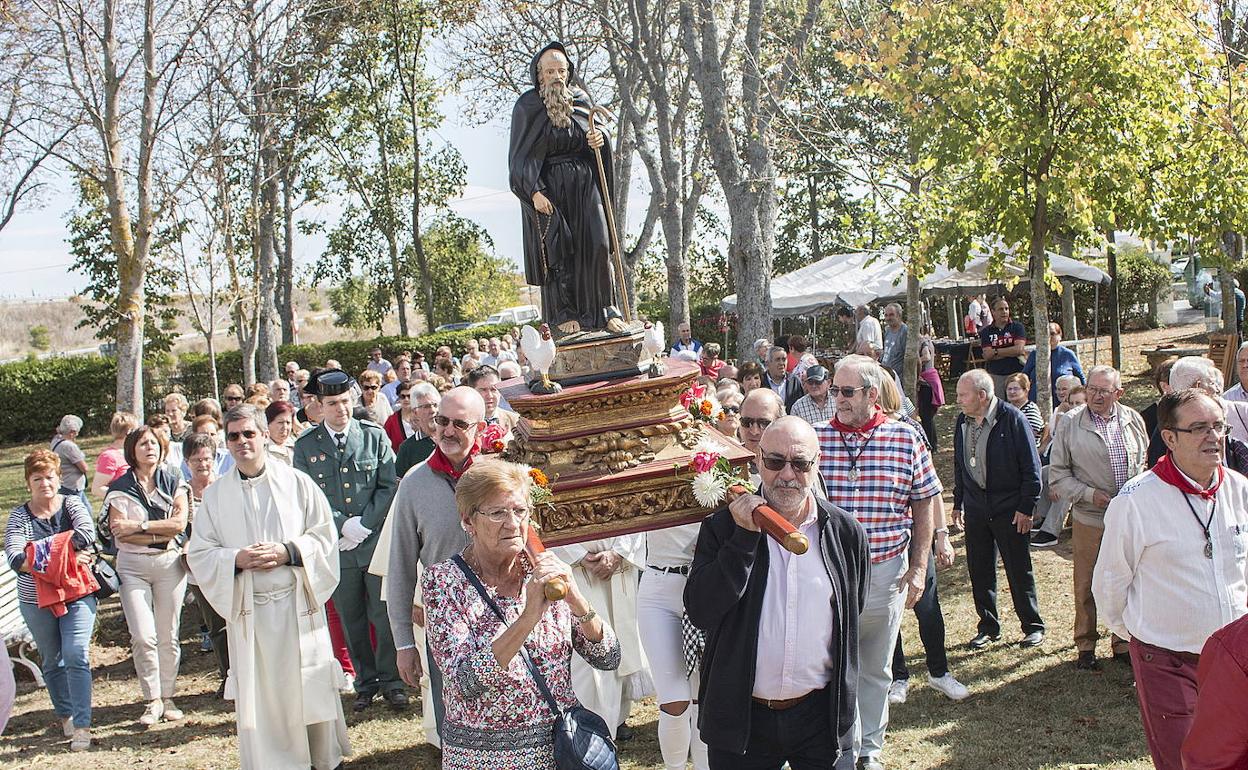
[326,600,356,677]
[1129,637,1200,770]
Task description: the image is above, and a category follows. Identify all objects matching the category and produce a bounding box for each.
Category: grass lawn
[1,321,1206,769]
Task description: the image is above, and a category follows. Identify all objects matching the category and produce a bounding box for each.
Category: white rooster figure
[642,321,665,377]
[521,323,561,394]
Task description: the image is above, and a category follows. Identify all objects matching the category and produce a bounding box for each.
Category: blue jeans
[20,595,97,728]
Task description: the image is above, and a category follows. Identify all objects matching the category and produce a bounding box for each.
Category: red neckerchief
[1152,453,1223,500]
[427,444,477,481]
[830,408,887,434]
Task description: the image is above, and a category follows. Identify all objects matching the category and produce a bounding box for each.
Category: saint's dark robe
[509,42,616,331]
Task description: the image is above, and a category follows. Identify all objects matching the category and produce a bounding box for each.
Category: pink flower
[691,450,720,474]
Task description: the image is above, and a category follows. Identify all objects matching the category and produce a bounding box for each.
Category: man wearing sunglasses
[188,404,350,770]
[814,355,940,770]
[293,369,404,713]
[384,387,486,742]
[686,416,869,770]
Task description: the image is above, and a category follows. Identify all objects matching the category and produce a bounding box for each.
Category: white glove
[342,518,372,543]
[338,535,362,552]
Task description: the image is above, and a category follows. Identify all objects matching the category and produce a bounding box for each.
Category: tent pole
[1094,283,1100,365]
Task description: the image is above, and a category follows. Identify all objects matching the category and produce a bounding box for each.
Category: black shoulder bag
[57,497,119,599]
[451,554,619,770]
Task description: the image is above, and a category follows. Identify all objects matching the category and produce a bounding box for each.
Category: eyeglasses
[224,396,243,402]
[721,406,740,415]
[434,415,476,431]
[413,402,437,410]
[362,385,379,391]
[227,429,260,442]
[473,506,532,523]
[761,455,816,473]
[1086,386,1117,397]
[1171,422,1229,438]
[832,386,867,398]
[740,417,773,430]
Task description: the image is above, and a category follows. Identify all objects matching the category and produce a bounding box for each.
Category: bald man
[687,417,869,769]
[384,387,486,740]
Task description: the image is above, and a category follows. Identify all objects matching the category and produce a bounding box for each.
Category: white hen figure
[521,323,560,393]
[642,321,665,377]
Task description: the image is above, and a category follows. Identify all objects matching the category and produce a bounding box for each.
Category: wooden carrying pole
[525,527,568,600]
[729,485,810,554]
[588,107,633,323]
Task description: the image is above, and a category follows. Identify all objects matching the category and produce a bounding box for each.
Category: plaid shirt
[817,418,943,563]
[790,395,836,427]
[1089,407,1130,491]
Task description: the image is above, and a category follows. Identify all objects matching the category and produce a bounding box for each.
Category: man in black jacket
[762,346,804,412]
[686,417,870,769]
[951,369,1046,650]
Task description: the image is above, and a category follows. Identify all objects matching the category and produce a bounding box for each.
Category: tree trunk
[1106,229,1122,370]
[278,165,296,345]
[255,143,280,382]
[206,332,220,400]
[903,273,920,398]
[807,159,822,263]
[1220,232,1242,335]
[1031,195,1053,420]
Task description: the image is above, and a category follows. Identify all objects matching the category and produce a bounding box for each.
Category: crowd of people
[3,306,1247,770]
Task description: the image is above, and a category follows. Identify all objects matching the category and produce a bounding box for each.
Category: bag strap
[451,554,563,718]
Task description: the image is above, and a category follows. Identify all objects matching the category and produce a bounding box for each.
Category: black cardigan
[952,399,1042,517]
[684,498,870,759]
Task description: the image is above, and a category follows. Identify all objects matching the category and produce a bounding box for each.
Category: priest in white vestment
[187,404,350,770]
[551,533,650,737]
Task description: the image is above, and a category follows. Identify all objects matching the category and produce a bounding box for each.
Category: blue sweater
[1022,345,1084,401]
[953,400,1042,517]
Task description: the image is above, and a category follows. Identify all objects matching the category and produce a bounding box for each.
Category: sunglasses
[760,455,816,473]
[433,415,475,431]
[831,386,866,398]
[227,429,260,442]
[720,406,741,415]
[225,396,243,402]
[362,385,379,391]
[740,417,772,430]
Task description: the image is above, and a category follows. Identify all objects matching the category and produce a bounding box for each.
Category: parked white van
[475,304,541,327]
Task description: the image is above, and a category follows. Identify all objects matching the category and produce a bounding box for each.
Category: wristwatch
[140,520,150,533]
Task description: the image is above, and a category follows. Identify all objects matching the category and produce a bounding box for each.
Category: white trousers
[117,549,188,700]
[638,569,708,770]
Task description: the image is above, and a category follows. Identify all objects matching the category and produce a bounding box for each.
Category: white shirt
[644,523,700,568]
[1225,383,1248,403]
[1224,398,1248,443]
[1093,466,1248,654]
[856,315,883,352]
[752,499,835,700]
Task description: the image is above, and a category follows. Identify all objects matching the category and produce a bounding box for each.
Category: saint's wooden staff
[728,484,810,555]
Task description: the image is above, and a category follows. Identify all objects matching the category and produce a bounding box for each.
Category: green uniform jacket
[293,418,397,569]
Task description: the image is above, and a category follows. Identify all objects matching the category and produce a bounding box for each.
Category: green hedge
[0,324,514,445]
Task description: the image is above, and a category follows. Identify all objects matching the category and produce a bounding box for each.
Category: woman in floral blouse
[422,460,620,770]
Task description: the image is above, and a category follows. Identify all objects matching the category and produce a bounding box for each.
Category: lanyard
[1179,492,1217,560]
[839,427,879,483]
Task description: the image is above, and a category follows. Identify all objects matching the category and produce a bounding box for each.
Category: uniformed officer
[293,369,406,711]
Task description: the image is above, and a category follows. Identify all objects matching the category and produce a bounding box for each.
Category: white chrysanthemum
[692,471,728,508]
[694,437,728,456]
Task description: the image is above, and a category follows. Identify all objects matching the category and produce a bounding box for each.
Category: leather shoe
[383,689,410,710]
[857,758,886,770]
[967,633,1000,650]
[1075,651,1102,671]
[352,692,376,712]
[615,723,635,742]
[1019,631,1045,648]
[1113,651,1132,665]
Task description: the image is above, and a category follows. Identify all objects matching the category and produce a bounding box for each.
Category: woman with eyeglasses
[384,380,418,452]
[103,425,190,727]
[421,460,620,770]
[715,391,742,438]
[358,369,394,426]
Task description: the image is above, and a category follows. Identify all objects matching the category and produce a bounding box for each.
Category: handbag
[90,549,120,600]
[452,554,619,770]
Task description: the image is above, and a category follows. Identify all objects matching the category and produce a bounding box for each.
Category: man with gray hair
[881,304,908,373]
[762,345,804,411]
[1170,355,1248,443]
[1049,364,1148,670]
[1223,341,1248,402]
[816,354,940,769]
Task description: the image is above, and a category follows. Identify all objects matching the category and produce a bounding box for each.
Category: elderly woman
[104,426,190,727]
[715,391,742,438]
[52,415,92,513]
[5,450,98,751]
[1005,372,1044,447]
[265,401,298,465]
[163,393,191,441]
[358,369,394,425]
[182,432,229,695]
[422,460,621,769]
[90,411,139,501]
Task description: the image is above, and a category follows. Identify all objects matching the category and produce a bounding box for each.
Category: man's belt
[647,564,690,575]
[545,153,583,166]
[751,690,816,711]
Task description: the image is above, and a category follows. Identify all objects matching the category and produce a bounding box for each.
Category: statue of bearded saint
[509,42,627,336]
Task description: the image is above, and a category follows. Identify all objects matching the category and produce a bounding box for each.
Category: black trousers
[916,380,940,449]
[963,509,1045,637]
[707,688,853,770]
[892,551,949,680]
[188,583,228,680]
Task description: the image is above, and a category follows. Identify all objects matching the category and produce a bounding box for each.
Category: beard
[540,78,574,129]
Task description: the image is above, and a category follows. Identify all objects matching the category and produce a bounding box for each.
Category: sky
[0,88,654,300]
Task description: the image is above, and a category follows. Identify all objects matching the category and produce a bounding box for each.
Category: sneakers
[61,716,75,737]
[162,699,184,721]
[1020,631,1046,649]
[70,727,91,751]
[1030,532,1058,548]
[139,699,164,726]
[968,633,1000,650]
[887,679,909,705]
[927,673,970,701]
